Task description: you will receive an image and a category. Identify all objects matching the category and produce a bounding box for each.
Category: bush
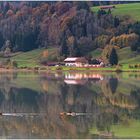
[56,67,62,70]
[11,61,18,68]
[115,65,122,73]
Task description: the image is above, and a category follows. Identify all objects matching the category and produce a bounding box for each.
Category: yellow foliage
[67,36,74,46]
[110,33,139,48]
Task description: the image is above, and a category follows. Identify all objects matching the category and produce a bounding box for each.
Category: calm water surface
[0,71,140,138]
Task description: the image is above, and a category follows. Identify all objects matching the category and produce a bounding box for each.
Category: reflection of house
[64,73,104,85]
[65,73,104,80]
[64,57,88,67]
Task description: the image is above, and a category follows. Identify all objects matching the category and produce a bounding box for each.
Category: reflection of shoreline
[64,73,103,85]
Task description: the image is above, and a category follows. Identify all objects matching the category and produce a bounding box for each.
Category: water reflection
[0,72,140,138]
[64,73,103,85]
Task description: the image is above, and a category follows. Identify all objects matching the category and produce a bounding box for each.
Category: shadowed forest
[0,1,140,67]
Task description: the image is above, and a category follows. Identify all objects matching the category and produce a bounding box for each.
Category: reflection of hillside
[0,73,139,138]
[99,79,138,110]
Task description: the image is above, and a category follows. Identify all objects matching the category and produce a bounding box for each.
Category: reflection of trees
[0,73,140,138]
[100,78,137,109]
[91,77,140,137]
[109,78,118,94]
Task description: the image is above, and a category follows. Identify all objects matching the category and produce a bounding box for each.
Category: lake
[0,71,140,138]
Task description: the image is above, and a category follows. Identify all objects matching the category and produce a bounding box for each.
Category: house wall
[65,62,84,67]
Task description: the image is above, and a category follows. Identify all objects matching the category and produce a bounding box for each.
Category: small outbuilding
[100,5,115,10]
[64,57,88,67]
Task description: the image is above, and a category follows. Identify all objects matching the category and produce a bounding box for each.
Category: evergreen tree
[60,32,69,58]
[107,9,111,14]
[114,16,120,27]
[97,9,107,18]
[109,48,118,65]
[109,78,118,94]
[0,32,4,49]
[76,1,89,11]
[71,37,81,57]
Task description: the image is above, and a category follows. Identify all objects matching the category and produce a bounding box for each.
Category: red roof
[100,5,115,9]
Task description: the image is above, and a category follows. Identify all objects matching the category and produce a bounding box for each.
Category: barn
[64,57,88,67]
[100,5,115,10]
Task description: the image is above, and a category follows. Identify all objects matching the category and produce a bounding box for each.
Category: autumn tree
[94,35,109,49]
[110,33,139,49]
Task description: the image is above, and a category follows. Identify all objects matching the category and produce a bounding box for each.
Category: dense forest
[0,1,140,64]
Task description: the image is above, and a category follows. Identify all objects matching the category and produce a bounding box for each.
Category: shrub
[56,67,62,70]
[115,65,122,73]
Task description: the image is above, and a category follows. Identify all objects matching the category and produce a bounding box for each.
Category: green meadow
[91,3,140,21]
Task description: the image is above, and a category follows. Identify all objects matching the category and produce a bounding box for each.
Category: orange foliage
[16,11,23,17]
[41,4,49,11]
[6,10,14,17]
[42,50,49,57]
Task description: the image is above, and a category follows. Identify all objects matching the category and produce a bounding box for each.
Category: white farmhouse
[64,57,88,67]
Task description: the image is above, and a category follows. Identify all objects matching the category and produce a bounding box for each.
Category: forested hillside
[0,1,140,65]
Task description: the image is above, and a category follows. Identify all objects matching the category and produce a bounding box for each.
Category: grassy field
[90,119,140,138]
[118,47,140,64]
[89,47,140,69]
[12,48,45,67]
[117,47,140,70]
[91,3,140,21]
[89,49,102,58]
[111,120,140,138]
[0,46,139,72]
[0,48,59,68]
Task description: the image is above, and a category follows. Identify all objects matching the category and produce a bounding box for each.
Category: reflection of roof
[64,57,78,61]
[64,79,87,85]
[64,57,87,62]
[65,73,104,80]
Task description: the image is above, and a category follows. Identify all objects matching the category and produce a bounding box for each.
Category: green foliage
[94,35,109,49]
[11,60,18,68]
[109,48,118,65]
[60,32,69,57]
[102,45,119,64]
[97,9,107,18]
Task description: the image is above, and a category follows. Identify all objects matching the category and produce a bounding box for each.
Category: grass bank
[48,66,140,72]
[91,3,140,21]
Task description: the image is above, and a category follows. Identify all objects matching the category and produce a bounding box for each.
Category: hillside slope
[91,3,140,21]
[0,48,59,67]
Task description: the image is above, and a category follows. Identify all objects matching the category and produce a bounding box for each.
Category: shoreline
[0,67,140,73]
